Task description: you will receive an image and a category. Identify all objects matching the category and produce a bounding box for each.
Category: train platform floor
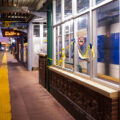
[0,52,74,120]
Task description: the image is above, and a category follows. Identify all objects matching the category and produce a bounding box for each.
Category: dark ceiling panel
[0,0,47,24]
[0,0,47,11]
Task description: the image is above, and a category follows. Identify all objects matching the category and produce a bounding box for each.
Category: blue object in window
[97,33,119,65]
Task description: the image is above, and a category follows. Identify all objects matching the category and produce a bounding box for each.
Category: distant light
[13,4,16,7]
[12,39,15,43]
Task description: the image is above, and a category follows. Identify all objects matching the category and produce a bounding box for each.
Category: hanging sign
[78,37,85,46]
[2,29,21,37]
[4,21,13,27]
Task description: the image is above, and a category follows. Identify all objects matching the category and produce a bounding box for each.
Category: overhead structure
[0,0,47,22]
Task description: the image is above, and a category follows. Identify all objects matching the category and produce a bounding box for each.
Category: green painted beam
[47,2,52,91]
[47,3,52,66]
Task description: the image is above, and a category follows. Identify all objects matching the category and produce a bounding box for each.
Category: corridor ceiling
[0,0,47,22]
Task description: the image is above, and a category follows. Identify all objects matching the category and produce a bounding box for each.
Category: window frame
[53,0,120,88]
[33,24,40,37]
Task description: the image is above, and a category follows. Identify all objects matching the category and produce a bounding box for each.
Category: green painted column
[47,2,53,91]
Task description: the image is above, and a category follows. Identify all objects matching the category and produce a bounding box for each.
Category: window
[76,14,90,74]
[56,0,61,23]
[43,24,47,37]
[43,24,47,54]
[93,0,120,82]
[64,0,72,18]
[53,0,120,86]
[56,25,62,66]
[64,20,74,70]
[77,0,89,13]
[33,25,40,37]
[95,0,105,5]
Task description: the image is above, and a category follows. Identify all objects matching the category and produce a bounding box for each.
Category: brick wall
[50,71,119,120]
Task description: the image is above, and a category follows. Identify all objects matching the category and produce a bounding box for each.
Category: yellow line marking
[0,53,12,120]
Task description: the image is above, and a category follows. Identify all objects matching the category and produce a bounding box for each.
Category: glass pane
[94,0,120,83]
[64,0,72,18]
[77,0,89,13]
[43,24,47,54]
[95,0,105,5]
[43,24,47,37]
[56,25,62,67]
[76,14,90,75]
[33,25,40,37]
[56,0,61,23]
[56,27,58,62]
[64,20,74,70]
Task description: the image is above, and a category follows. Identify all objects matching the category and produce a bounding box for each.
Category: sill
[49,66,119,99]
[98,73,119,83]
[38,53,47,57]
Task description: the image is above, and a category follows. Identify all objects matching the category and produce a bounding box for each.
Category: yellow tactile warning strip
[0,53,12,120]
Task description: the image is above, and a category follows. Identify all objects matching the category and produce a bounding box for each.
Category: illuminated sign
[5,31,20,36]
[2,29,21,37]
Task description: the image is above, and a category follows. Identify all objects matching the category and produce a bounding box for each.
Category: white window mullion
[53,0,56,25]
[61,0,65,68]
[73,19,77,72]
[90,0,93,79]
[62,24,65,68]
[53,27,56,65]
[58,26,60,61]
[72,0,77,17]
[72,0,77,72]
[61,0,64,22]
[92,10,97,79]
[40,24,43,47]
[69,22,71,64]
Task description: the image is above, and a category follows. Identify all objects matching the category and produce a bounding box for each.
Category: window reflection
[43,24,47,54]
[95,0,105,4]
[43,24,47,37]
[56,0,61,23]
[64,20,74,70]
[95,0,120,82]
[77,0,89,13]
[56,26,62,66]
[54,0,120,84]
[64,0,72,18]
[76,14,90,75]
[34,25,40,37]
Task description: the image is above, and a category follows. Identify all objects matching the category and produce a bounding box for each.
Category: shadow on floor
[7,61,22,67]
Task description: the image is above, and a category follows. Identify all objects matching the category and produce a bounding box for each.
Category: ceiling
[0,0,47,22]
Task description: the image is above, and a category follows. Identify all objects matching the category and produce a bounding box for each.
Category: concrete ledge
[38,53,47,57]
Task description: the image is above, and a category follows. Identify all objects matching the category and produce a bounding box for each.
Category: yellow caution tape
[44,40,47,42]
[48,41,74,67]
[92,46,95,59]
[56,41,74,56]
[78,44,95,60]
[48,40,95,67]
